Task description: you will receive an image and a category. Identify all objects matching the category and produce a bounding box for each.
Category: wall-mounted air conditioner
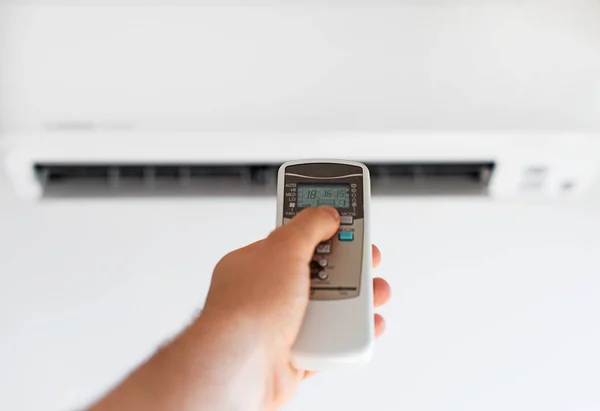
[1,3,599,201]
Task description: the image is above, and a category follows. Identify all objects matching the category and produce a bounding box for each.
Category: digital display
[297,184,350,208]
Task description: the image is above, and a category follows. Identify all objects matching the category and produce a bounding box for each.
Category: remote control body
[276,159,375,371]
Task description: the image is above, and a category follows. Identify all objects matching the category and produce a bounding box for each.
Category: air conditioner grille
[33,162,494,198]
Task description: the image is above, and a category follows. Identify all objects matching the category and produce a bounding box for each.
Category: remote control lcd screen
[297,184,350,208]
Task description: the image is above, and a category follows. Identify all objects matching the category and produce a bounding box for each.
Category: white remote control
[276,159,375,371]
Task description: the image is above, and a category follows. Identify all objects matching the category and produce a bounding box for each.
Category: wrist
[198,300,280,342]
[189,307,271,352]
[181,310,275,410]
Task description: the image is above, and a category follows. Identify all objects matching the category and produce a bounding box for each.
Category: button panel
[281,161,364,301]
[286,215,363,300]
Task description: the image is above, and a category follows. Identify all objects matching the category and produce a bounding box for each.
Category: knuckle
[267,225,285,241]
[267,225,295,248]
[268,225,305,251]
[213,249,237,270]
[265,228,286,250]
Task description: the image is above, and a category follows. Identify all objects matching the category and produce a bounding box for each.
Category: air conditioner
[1,3,599,202]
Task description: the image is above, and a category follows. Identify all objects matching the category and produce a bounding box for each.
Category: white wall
[1,171,599,411]
[1,2,599,134]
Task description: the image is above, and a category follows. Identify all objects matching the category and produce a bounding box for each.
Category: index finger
[267,206,340,261]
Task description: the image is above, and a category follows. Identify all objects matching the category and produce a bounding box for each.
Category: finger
[372,244,381,268]
[373,277,391,308]
[302,370,317,380]
[374,313,386,338]
[268,206,340,260]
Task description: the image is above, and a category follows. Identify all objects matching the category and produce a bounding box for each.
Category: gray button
[317,271,328,281]
[318,259,328,268]
[340,215,353,225]
[316,242,331,254]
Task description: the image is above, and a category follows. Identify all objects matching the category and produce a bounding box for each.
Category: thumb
[268,206,340,261]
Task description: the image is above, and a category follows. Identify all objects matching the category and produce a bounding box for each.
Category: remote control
[276,159,375,371]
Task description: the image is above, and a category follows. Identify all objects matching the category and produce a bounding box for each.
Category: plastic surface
[276,159,375,371]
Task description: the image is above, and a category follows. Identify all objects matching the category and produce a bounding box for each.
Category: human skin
[88,206,391,411]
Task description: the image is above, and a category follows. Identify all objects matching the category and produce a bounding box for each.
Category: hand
[88,206,391,411]
[201,206,391,408]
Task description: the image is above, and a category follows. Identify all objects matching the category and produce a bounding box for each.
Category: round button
[317,271,328,281]
[318,259,328,268]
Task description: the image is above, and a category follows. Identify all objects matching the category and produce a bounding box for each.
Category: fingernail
[320,206,339,220]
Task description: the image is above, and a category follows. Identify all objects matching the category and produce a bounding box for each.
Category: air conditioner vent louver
[33,162,495,198]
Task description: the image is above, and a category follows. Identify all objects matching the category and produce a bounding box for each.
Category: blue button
[339,231,354,241]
